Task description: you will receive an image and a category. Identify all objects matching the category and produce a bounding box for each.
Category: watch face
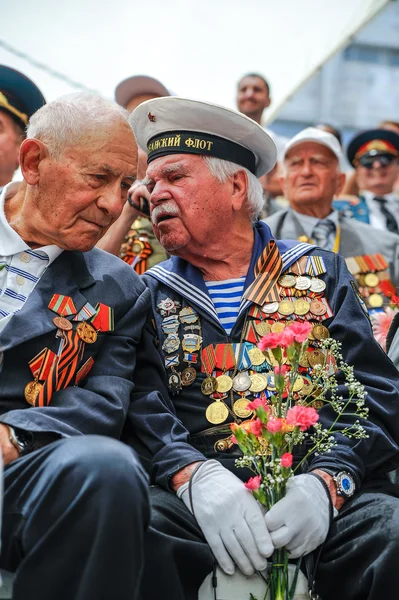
[336,471,355,498]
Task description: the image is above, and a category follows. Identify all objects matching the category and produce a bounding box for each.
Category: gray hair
[204,156,264,221]
[26,92,131,158]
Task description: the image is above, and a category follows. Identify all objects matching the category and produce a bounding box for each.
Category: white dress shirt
[291,209,339,251]
[361,190,399,231]
[0,184,63,333]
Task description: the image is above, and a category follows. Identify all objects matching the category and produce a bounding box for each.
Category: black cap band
[147,130,257,174]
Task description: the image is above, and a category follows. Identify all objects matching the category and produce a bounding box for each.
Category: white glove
[177,460,273,576]
[265,474,332,558]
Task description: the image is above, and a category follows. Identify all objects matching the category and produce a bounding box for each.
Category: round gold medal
[278,300,295,316]
[233,399,253,418]
[206,401,229,425]
[312,399,324,410]
[368,293,384,308]
[364,273,379,288]
[24,380,43,405]
[312,324,330,341]
[249,373,268,393]
[292,376,304,392]
[298,351,310,368]
[255,321,271,336]
[216,374,233,393]
[299,376,314,396]
[53,316,72,331]
[76,322,98,344]
[309,300,327,316]
[248,347,266,366]
[308,349,325,368]
[271,322,285,333]
[294,299,310,316]
[278,274,296,288]
[181,367,196,386]
[201,376,217,395]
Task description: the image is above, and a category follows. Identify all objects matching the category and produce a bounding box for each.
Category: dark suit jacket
[0,248,204,488]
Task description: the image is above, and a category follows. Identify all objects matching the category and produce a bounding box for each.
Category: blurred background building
[271,0,399,147]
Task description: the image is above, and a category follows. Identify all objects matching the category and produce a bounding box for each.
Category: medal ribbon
[290,256,307,276]
[73,301,97,322]
[244,240,282,306]
[48,294,77,316]
[201,344,217,374]
[129,239,153,275]
[75,356,95,385]
[244,320,258,344]
[90,303,114,332]
[233,342,251,370]
[28,348,57,380]
[305,256,327,276]
[214,343,236,371]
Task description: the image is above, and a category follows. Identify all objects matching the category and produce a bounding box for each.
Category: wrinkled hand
[265,474,332,558]
[0,424,19,465]
[177,460,273,576]
[127,180,151,218]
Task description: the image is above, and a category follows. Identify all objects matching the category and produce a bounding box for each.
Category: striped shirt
[205,276,246,335]
[0,184,63,333]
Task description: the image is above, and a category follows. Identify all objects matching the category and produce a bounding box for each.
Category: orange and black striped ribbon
[243,240,283,306]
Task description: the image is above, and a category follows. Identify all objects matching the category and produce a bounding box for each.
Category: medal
[308,349,325,367]
[266,373,276,391]
[179,306,198,324]
[48,294,77,317]
[157,298,181,317]
[278,300,295,316]
[255,321,271,336]
[295,276,311,290]
[201,376,217,395]
[181,366,196,386]
[309,300,327,316]
[168,371,182,390]
[294,299,310,316]
[232,372,252,392]
[299,376,314,396]
[364,273,379,288]
[76,321,98,344]
[216,374,233,393]
[368,293,384,308]
[278,274,296,288]
[90,303,114,332]
[261,302,279,314]
[165,354,180,368]
[292,376,304,392]
[249,373,268,393]
[182,334,202,352]
[24,380,43,405]
[312,324,330,340]
[161,315,180,334]
[206,401,229,424]
[270,322,285,333]
[248,347,266,366]
[299,351,310,368]
[309,278,326,293]
[233,399,253,418]
[53,316,72,331]
[162,334,180,353]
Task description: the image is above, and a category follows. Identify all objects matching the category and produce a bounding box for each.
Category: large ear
[231,169,248,211]
[19,138,48,185]
[335,171,346,196]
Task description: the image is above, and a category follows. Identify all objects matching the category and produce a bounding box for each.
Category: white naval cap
[129,97,277,177]
[281,127,345,171]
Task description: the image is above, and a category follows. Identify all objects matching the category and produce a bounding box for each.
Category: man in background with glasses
[334,128,399,231]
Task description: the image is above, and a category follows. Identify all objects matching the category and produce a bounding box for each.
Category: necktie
[373,196,399,234]
[311,219,335,250]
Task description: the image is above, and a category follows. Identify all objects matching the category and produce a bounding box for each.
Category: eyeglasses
[357,153,397,169]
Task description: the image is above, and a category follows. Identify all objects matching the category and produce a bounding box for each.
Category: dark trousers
[140,480,399,600]
[1,435,150,600]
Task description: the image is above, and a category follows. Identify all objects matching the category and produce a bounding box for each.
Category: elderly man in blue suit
[0,93,206,600]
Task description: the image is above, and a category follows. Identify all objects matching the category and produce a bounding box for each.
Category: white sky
[0,0,389,121]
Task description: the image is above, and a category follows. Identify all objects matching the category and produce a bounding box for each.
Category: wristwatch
[7,426,35,456]
[320,468,356,499]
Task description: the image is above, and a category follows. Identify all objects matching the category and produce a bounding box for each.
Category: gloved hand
[265,474,333,558]
[176,460,273,576]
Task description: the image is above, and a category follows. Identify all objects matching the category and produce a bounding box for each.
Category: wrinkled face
[144,154,233,255]
[236,76,270,118]
[30,122,137,251]
[282,142,344,210]
[356,155,399,196]
[0,110,23,185]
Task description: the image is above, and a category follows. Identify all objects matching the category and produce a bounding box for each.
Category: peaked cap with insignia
[0,65,45,129]
[130,97,277,177]
[347,128,399,167]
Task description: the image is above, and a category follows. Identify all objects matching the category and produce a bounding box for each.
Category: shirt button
[16,275,25,285]
[20,252,31,263]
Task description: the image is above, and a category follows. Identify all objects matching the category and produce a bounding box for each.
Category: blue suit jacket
[0,247,204,488]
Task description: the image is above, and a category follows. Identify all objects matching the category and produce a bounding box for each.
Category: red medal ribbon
[201,344,217,374]
[244,320,258,344]
[214,344,236,371]
[75,357,95,385]
[90,303,115,332]
[48,294,77,316]
[28,348,57,380]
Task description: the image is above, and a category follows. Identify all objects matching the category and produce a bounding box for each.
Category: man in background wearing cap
[0,65,45,192]
[97,75,169,272]
[129,97,399,600]
[264,127,399,324]
[334,128,399,230]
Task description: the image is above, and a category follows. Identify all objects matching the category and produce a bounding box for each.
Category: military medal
[266,373,276,391]
[206,400,229,424]
[182,334,202,352]
[157,298,181,317]
[168,370,182,391]
[294,299,310,316]
[312,324,330,340]
[48,294,77,317]
[162,334,180,353]
[278,274,296,288]
[309,300,327,316]
[24,380,43,405]
[181,366,196,386]
[216,374,233,393]
[74,357,95,386]
[292,376,304,392]
[201,376,217,395]
[261,302,279,314]
[308,349,325,367]
[364,273,379,288]
[25,347,58,406]
[298,351,310,368]
[248,347,266,366]
[309,278,326,293]
[76,321,98,344]
[299,376,314,396]
[161,315,179,334]
[295,276,311,290]
[255,321,271,336]
[270,322,285,333]
[232,371,252,392]
[249,373,268,393]
[179,306,198,324]
[233,398,253,418]
[278,300,295,316]
[368,293,384,308]
[52,316,72,331]
[90,303,114,332]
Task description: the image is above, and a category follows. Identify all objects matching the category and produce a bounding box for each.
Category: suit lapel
[0,251,95,351]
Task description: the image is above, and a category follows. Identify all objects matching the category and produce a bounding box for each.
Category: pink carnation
[250,418,264,436]
[267,418,283,433]
[231,435,238,444]
[246,397,269,411]
[281,453,293,468]
[258,331,289,350]
[286,405,319,431]
[288,321,313,343]
[282,328,295,346]
[274,364,290,376]
[244,475,262,491]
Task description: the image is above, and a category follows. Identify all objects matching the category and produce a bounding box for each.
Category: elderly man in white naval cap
[127,97,399,600]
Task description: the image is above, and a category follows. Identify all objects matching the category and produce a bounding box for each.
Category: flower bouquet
[230,321,368,600]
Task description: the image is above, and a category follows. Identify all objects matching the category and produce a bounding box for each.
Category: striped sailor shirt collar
[0,183,63,263]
